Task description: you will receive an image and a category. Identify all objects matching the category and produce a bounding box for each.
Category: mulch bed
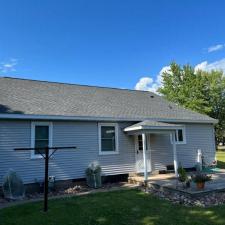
[0,182,135,208]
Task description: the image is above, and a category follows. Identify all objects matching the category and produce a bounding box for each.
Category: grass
[1,189,225,225]
[216,151,225,169]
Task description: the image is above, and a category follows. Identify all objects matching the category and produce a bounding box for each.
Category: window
[98,123,118,155]
[171,127,186,144]
[137,135,148,151]
[31,122,53,159]
[137,135,143,150]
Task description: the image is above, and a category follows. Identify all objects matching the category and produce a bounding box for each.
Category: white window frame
[98,123,119,155]
[31,122,53,159]
[170,127,186,145]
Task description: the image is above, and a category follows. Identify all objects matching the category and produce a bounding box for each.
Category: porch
[124,120,182,180]
[128,169,225,197]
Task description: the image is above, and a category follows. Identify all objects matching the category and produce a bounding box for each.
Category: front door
[135,134,151,173]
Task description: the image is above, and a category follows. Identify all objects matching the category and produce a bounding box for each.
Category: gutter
[0,113,218,124]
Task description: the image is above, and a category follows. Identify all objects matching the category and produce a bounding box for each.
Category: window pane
[138,135,143,150]
[138,135,142,142]
[35,140,49,148]
[35,140,48,154]
[178,129,183,142]
[35,126,49,139]
[137,135,149,150]
[100,126,117,152]
[34,149,46,155]
[101,138,115,151]
[101,126,115,138]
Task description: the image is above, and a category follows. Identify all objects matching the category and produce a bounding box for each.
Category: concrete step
[128,177,144,186]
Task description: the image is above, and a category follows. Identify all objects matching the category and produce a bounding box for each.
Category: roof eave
[124,125,183,132]
[0,113,218,124]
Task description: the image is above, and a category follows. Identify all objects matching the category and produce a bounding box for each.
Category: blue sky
[0,0,225,91]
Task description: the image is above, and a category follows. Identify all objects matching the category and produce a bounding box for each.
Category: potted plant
[191,172,212,190]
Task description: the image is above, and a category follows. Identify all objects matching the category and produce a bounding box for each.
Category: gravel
[147,186,225,207]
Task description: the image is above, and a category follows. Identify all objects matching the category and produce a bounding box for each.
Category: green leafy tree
[158,62,225,144]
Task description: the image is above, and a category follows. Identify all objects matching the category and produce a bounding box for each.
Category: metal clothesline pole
[44,147,49,212]
[14,146,77,212]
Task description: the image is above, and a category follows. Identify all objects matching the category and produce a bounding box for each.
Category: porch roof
[124,120,182,133]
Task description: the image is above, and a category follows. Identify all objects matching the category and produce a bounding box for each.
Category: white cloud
[136,57,225,94]
[0,58,18,73]
[207,44,225,53]
[135,77,153,91]
[194,61,208,71]
[194,58,225,73]
[135,65,170,94]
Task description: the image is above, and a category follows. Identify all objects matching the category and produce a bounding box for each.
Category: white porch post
[172,131,178,177]
[142,133,148,181]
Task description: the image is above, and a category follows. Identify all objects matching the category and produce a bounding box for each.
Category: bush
[177,165,187,182]
[3,169,25,200]
[85,163,101,176]
[85,162,102,188]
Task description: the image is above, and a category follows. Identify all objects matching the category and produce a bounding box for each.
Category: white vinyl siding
[0,121,215,185]
[0,121,135,185]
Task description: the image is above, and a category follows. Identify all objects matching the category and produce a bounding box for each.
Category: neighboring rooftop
[0,77,216,123]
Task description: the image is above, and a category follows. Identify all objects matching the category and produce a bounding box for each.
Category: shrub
[177,165,187,182]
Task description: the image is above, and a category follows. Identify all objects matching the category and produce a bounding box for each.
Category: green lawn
[1,189,225,225]
[216,151,225,168]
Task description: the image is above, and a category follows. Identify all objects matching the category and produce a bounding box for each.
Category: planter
[196,181,205,190]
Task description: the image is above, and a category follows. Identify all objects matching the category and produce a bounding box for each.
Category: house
[0,77,217,187]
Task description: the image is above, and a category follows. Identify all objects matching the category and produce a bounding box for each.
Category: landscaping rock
[147,186,225,207]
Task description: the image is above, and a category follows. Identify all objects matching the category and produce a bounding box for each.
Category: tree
[158,62,225,145]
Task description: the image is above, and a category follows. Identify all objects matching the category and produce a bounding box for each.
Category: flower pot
[196,182,205,190]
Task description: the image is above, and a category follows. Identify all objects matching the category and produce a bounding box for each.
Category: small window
[99,123,118,155]
[31,122,53,158]
[177,129,183,142]
[171,127,186,144]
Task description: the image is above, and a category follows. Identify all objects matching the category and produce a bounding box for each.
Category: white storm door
[135,134,151,173]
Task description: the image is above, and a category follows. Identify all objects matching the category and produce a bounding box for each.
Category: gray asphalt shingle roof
[0,77,216,123]
[124,120,183,132]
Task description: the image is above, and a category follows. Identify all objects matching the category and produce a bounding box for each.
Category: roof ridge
[1,76,157,95]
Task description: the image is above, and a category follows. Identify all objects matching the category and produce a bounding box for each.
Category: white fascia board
[124,126,143,132]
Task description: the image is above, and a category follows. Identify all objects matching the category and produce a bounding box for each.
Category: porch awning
[124,120,183,133]
[124,120,180,178]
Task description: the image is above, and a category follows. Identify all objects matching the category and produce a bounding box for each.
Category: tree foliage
[158,62,225,144]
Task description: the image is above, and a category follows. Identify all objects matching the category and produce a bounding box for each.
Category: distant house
[0,77,217,186]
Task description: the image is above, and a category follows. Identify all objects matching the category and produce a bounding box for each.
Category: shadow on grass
[1,190,225,225]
